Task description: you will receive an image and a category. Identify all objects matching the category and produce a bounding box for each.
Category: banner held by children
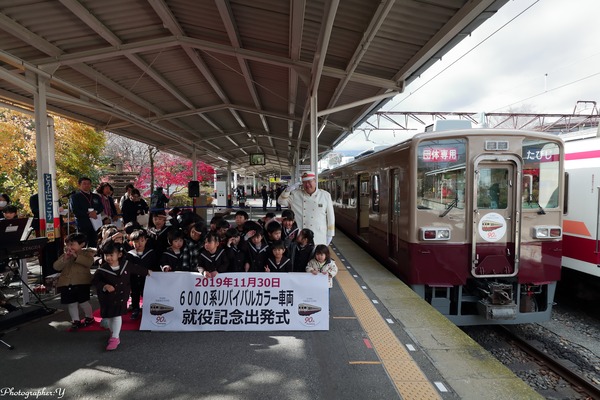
[140,272,329,331]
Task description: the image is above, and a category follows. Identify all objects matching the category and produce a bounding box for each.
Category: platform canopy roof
[0,0,508,177]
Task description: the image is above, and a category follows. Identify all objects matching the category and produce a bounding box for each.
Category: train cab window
[417,138,467,212]
[522,140,561,210]
[372,175,380,213]
[477,169,508,209]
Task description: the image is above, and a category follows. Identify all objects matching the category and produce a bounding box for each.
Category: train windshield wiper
[528,197,546,215]
[536,201,546,215]
[439,197,458,217]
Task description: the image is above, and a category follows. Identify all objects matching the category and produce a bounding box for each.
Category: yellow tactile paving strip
[332,252,442,400]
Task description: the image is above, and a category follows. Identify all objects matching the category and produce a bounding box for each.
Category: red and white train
[561,128,600,279]
[321,129,564,326]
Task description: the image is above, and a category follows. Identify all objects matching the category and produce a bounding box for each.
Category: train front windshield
[417,138,467,211]
[522,139,561,210]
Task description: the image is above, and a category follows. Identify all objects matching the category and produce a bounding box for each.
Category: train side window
[372,175,380,213]
[342,178,349,205]
[563,172,569,214]
[392,170,401,215]
[349,183,356,207]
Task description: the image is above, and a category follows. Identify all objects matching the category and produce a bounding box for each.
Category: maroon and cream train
[321,129,564,325]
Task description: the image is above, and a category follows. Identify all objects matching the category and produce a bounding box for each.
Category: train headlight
[532,225,562,239]
[421,227,451,241]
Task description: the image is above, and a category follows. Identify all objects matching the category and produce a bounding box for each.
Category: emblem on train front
[478,212,507,242]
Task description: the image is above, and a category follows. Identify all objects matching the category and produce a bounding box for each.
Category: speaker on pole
[188,180,200,197]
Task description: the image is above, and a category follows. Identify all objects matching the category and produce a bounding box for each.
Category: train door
[472,156,521,277]
[358,174,370,240]
[389,169,400,261]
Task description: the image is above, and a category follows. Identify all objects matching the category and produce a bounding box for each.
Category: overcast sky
[336,0,600,152]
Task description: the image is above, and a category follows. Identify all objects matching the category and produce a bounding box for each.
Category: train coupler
[477,283,517,320]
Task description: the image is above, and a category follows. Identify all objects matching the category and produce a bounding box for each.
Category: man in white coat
[277,171,335,246]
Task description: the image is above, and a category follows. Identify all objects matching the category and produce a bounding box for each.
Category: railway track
[498,326,600,400]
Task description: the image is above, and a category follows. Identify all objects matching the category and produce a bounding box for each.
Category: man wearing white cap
[277,171,335,246]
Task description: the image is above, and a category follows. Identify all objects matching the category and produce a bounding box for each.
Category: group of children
[52,208,338,351]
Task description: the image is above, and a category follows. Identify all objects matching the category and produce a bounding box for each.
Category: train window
[342,178,350,205]
[563,172,569,214]
[349,183,357,207]
[417,138,467,212]
[372,175,380,213]
[477,168,508,209]
[522,140,561,209]
[392,170,401,215]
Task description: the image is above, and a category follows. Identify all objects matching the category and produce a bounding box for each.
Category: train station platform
[1,199,540,399]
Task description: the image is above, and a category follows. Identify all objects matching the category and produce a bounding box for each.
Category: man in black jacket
[70,177,103,247]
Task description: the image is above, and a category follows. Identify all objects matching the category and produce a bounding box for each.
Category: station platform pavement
[1,198,540,399]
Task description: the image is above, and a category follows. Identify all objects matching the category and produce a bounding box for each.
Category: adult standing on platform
[96,182,118,223]
[275,183,283,211]
[261,185,268,211]
[277,171,335,246]
[150,186,169,212]
[119,184,134,210]
[121,189,149,225]
[70,177,103,248]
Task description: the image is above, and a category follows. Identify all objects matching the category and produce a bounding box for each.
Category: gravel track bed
[463,301,600,399]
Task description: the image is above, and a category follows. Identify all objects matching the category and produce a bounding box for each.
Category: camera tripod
[0,257,55,350]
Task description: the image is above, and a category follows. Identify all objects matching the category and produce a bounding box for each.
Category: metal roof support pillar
[33,74,59,243]
[310,94,318,181]
[191,146,201,215]
[227,162,232,207]
[293,150,300,183]
[192,146,197,180]
[32,74,59,298]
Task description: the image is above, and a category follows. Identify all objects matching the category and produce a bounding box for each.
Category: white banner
[140,272,329,331]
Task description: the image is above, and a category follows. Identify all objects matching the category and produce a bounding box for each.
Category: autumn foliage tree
[136,152,215,196]
[0,108,107,213]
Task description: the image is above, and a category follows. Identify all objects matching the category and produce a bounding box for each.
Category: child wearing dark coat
[92,240,150,351]
[126,229,158,320]
[265,221,283,248]
[289,228,315,273]
[147,211,172,256]
[160,229,186,271]
[243,226,270,272]
[224,228,245,272]
[281,210,299,248]
[197,231,229,277]
[265,240,292,272]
